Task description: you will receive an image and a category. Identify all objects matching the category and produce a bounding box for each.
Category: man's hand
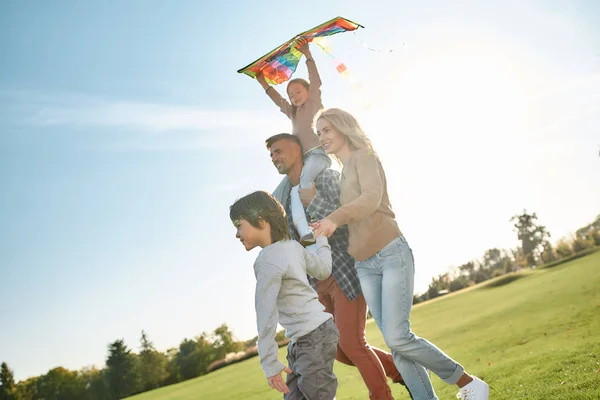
[312,218,338,238]
[267,366,293,394]
[298,183,316,207]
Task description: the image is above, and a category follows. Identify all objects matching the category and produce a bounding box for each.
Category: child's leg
[292,149,332,240]
[290,185,311,238]
[285,342,302,400]
[299,148,331,189]
[292,319,339,399]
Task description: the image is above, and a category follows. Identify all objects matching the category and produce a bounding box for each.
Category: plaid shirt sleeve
[306,169,341,221]
[305,169,362,302]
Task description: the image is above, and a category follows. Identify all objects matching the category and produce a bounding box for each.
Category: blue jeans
[355,236,465,400]
[300,147,331,189]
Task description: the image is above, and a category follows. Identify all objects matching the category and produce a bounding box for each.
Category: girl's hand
[295,38,311,56]
[256,71,267,84]
[312,218,337,238]
[256,71,269,90]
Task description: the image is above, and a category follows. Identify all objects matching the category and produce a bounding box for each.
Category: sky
[1,0,599,382]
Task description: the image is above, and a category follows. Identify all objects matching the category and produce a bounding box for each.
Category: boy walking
[230,190,339,399]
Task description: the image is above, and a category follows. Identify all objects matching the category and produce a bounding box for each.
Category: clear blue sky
[1,0,599,381]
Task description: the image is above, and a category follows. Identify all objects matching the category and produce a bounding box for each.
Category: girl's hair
[314,108,376,154]
[229,191,291,243]
[287,78,310,118]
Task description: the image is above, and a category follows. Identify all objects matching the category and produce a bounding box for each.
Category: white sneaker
[456,376,489,400]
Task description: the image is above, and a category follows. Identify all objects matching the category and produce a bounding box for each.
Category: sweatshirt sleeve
[265,87,293,119]
[306,58,322,100]
[254,261,287,377]
[327,151,383,227]
[304,236,332,280]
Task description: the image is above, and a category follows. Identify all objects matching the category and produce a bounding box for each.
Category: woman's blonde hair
[314,108,375,154]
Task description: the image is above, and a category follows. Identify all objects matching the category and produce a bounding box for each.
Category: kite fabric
[237,16,364,85]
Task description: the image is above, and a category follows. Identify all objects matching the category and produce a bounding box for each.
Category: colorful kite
[237,16,364,85]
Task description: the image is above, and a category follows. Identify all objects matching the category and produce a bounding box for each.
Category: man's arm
[306,169,341,221]
[254,261,287,378]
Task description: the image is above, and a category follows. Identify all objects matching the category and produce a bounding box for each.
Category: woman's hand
[312,218,338,238]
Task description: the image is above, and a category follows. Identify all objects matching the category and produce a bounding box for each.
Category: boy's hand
[295,38,311,56]
[299,183,316,206]
[267,366,292,394]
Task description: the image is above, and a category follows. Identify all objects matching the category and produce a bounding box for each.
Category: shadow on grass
[481,273,529,289]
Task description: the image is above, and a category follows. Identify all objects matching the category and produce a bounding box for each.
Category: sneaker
[456,376,489,400]
[300,231,316,247]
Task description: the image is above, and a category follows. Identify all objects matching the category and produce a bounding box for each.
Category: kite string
[351,31,405,54]
[312,37,361,90]
[311,37,373,109]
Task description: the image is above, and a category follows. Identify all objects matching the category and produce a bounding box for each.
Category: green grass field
[127,252,600,399]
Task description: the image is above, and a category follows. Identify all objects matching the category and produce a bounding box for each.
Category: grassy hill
[127,251,600,399]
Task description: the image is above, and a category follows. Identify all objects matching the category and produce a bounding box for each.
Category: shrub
[541,247,557,264]
[572,237,594,253]
[592,230,600,246]
[555,240,573,258]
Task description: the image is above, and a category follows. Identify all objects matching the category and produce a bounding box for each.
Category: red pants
[317,276,402,400]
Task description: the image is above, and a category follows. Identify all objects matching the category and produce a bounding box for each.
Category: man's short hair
[265,133,303,152]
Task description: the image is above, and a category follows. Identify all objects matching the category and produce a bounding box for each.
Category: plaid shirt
[278,169,362,302]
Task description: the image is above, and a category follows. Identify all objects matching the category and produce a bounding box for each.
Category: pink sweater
[327,148,402,261]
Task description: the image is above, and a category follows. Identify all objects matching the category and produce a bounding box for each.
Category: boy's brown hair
[229,191,291,243]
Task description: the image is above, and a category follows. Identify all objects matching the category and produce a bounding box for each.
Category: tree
[35,367,86,400]
[449,275,469,292]
[572,236,594,253]
[1,362,19,400]
[78,367,108,400]
[176,338,204,380]
[541,241,557,264]
[105,340,141,399]
[138,331,168,392]
[592,230,600,247]
[458,261,476,277]
[163,348,181,386]
[15,376,37,400]
[211,324,242,361]
[511,210,551,266]
[556,240,573,258]
[575,214,600,240]
[481,248,502,270]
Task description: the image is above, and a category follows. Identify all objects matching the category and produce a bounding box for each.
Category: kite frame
[237,16,364,82]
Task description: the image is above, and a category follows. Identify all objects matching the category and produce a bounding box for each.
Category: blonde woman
[313,108,490,400]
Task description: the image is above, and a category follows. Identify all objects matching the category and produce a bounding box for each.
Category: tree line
[0,325,287,400]
[413,211,600,303]
[2,211,599,400]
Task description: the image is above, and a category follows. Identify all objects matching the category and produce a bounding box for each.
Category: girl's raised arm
[257,71,293,119]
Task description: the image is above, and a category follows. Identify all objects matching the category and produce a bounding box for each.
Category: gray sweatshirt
[253,237,333,377]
